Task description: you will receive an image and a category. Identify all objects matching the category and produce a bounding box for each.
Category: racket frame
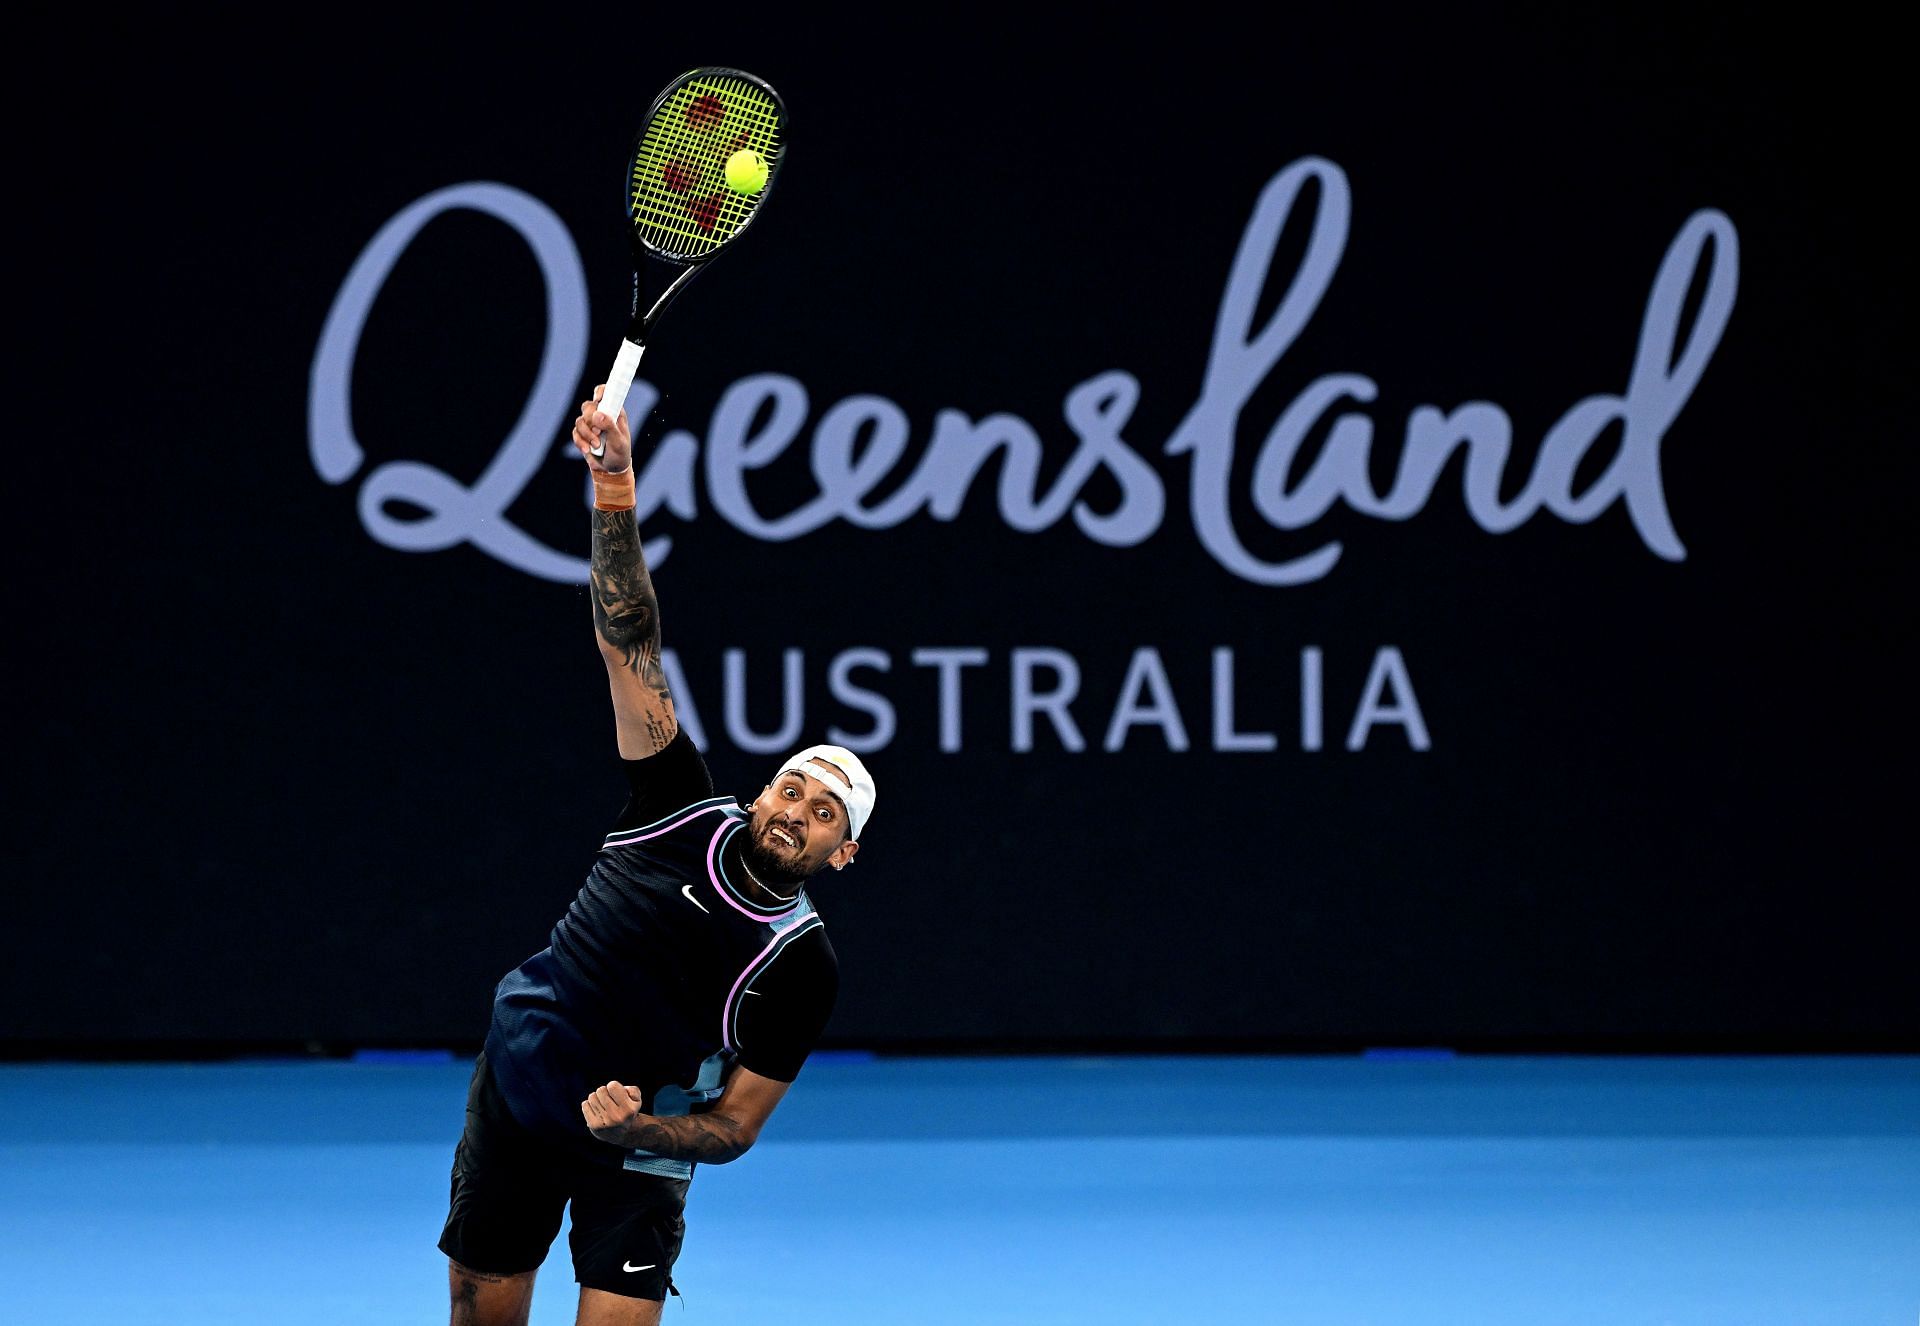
[592,67,788,456]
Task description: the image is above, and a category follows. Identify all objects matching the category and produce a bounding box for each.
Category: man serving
[439,389,874,1326]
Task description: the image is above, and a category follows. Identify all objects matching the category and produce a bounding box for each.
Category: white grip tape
[593,339,646,455]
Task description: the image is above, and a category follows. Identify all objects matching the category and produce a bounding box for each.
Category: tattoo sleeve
[590,508,673,739]
[611,1111,753,1163]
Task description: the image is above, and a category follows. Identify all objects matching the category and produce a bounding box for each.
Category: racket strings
[630,73,783,257]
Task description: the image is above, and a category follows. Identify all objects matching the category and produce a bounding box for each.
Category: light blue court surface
[2,1056,1917,1325]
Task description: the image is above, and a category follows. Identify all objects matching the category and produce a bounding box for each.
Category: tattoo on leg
[449,1261,528,1326]
[454,1267,509,1285]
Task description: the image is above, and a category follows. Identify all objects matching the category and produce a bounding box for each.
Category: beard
[740,821,814,892]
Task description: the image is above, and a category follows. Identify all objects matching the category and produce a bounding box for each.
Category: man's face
[744,759,861,880]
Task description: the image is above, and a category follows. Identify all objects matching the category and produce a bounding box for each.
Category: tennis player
[438,389,873,1326]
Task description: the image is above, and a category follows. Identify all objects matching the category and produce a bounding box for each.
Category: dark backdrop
[12,9,1913,1052]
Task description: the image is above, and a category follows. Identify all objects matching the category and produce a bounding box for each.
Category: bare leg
[575,1286,665,1325]
[449,1260,538,1326]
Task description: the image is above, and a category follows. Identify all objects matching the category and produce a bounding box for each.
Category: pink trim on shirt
[722,912,819,1051]
[603,801,730,849]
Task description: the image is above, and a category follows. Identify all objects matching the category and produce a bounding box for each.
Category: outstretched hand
[581,1080,647,1143]
[573,385,633,475]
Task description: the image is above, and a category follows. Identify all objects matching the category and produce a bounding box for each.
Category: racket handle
[592,339,647,458]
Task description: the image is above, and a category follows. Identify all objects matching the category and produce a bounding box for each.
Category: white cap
[775,744,876,841]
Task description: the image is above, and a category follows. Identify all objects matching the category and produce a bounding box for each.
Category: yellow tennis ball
[724,149,768,195]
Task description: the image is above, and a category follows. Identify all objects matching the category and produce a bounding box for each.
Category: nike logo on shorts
[681,884,709,913]
[624,1261,656,1273]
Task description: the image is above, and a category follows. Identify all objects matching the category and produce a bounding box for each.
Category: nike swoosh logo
[623,1261,656,1273]
[681,884,708,913]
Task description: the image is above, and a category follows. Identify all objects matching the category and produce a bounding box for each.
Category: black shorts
[438,1052,690,1301]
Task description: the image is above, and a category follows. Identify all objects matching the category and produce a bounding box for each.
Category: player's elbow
[597,628,663,676]
[713,1114,762,1162]
[595,630,635,663]
[593,598,662,666]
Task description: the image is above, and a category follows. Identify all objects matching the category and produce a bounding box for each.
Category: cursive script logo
[309,182,593,582]
[310,160,1736,585]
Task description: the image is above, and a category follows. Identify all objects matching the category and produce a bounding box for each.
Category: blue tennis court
[2,1055,1915,1324]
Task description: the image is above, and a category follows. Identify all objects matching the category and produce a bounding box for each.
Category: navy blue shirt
[484,730,838,1172]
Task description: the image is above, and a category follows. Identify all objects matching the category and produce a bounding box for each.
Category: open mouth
[768,826,798,850]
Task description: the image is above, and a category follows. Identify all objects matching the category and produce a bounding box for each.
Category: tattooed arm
[591,505,677,757]
[573,389,677,759]
[581,1067,792,1164]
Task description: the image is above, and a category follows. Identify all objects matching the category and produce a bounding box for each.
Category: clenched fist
[581,1080,647,1144]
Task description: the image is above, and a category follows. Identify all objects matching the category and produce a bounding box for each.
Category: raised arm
[573,389,677,759]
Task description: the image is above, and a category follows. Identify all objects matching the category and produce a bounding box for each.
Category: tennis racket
[590,66,789,457]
